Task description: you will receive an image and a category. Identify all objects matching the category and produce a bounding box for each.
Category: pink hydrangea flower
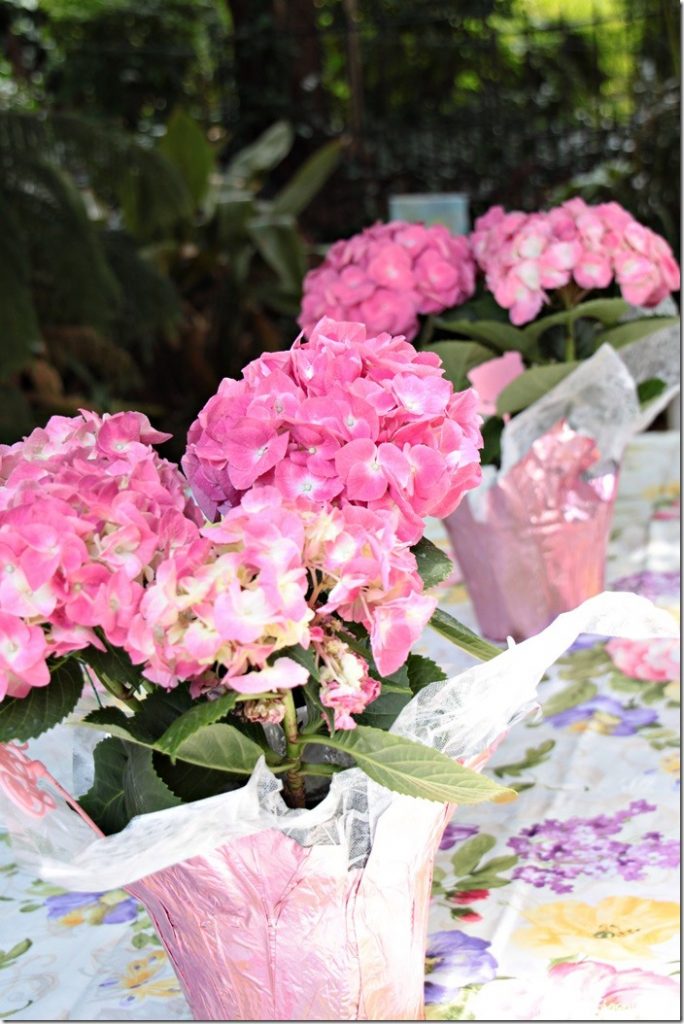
[471,198,680,324]
[183,318,483,542]
[606,636,680,682]
[299,221,477,341]
[0,403,446,731]
[0,411,200,691]
[0,612,50,699]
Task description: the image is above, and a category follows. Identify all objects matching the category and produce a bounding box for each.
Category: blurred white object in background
[388,192,470,235]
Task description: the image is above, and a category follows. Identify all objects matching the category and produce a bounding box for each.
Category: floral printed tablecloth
[0,431,679,1021]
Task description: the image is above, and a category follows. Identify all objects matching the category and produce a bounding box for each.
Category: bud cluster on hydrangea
[298,221,477,341]
[316,637,379,731]
[471,197,680,325]
[183,317,483,544]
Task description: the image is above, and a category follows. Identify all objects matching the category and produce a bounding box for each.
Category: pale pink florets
[471,198,680,325]
[301,497,437,677]
[0,612,50,699]
[183,317,483,542]
[299,221,477,341]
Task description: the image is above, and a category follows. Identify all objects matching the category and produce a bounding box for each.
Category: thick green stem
[564,327,576,362]
[281,691,306,808]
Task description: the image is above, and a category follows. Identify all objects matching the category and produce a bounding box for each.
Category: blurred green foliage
[0,101,341,452]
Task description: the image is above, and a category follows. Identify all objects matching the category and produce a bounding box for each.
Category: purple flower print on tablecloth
[567,633,607,652]
[44,891,139,927]
[507,800,680,894]
[439,823,479,851]
[546,695,658,735]
[611,569,680,601]
[424,930,498,1003]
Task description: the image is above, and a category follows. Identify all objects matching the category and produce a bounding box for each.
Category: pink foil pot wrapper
[444,420,619,642]
[125,742,501,1023]
[127,815,443,1021]
[0,739,499,1022]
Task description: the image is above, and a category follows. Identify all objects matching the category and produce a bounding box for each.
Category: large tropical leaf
[224,120,294,189]
[248,215,307,294]
[271,139,344,217]
[158,107,215,207]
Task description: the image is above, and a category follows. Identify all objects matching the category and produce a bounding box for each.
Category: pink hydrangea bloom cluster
[0,409,438,729]
[298,221,477,341]
[0,411,197,698]
[0,412,313,699]
[471,198,680,325]
[183,317,483,544]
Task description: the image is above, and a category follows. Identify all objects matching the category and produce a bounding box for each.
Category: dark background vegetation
[0,0,679,457]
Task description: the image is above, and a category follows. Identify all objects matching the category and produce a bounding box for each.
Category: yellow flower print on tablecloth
[663,679,680,704]
[99,950,181,1003]
[641,480,680,502]
[515,896,679,961]
[661,750,680,777]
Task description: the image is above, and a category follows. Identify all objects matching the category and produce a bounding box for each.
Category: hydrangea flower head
[299,221,477,341]
[471,198,680,325]
[183,317,483,542]
[0,411,198,697]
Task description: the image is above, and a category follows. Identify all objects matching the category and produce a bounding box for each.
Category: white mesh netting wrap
[500,322,680,476]
[0,592,677,889]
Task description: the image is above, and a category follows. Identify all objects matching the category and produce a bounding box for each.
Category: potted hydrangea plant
[298,201,680,640]
[429,198,680,639]
[0,317,676,1021]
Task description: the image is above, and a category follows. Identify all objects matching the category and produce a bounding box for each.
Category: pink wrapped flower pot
[0,740,495,1022]
[443,420,619,641]
[126,801,453,1021]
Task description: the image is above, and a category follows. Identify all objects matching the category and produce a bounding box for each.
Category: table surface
[0,432,679,1022]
